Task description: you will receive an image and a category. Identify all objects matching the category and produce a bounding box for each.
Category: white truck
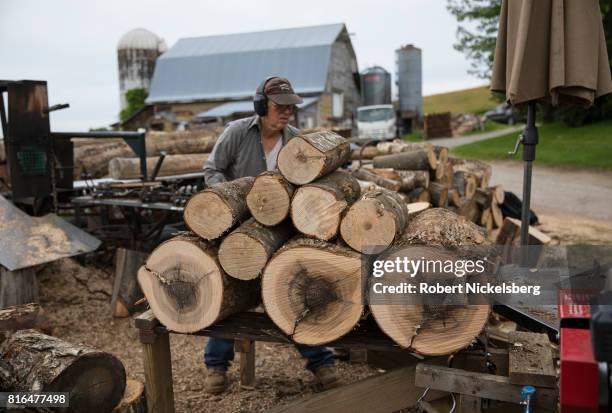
[356,104,397,141]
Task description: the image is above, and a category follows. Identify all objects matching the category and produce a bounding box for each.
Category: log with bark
[74,130,219,178]
[0,329,126,412]
[277,131,350,184]
[458,199,481,224]
[340,189,409,254]
[428,182,449,207]
[246,172,294,226]
[108,153,209,179]
[394,170,430,192]
[408,187,431,203]
[453,171,477,200]
[137,234,260,333]
[473,188,493,209]
[352,168,401,192]
[370,208,490,355]
[261,238,363,346]
[184,177,255,240]
[291,171,361,241]
[218,218,293,280]
[372,150,437,171]
[350,146,379,160]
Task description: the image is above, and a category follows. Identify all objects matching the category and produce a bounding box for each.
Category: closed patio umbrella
[491,0,612,265]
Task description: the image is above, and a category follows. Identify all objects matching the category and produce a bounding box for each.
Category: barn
[138,23,359,131]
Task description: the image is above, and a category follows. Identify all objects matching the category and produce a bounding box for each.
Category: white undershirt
[265,137,283,171]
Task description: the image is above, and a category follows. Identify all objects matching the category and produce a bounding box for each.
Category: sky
[0,0,486,131]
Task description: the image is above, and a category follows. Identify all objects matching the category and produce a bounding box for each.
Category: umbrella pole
[520,101,539,266]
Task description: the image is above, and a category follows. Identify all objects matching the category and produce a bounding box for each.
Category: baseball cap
[264,77,303,105]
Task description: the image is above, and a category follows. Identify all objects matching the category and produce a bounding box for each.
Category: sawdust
[37,256,379,412]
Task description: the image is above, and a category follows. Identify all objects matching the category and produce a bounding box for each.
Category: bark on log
[350,146,379,160]
[0,329,126,412]
[448,188,462,208]
[340,189,409,254]
[111,248,148,317]
[291,171,361,241]
[0,303,45,332]
[108,154,209,179]
[372,150,437,171]
[113,378,146,413]
[278,131,350,184]
[458,199,481,224]
[218,218,293,280]
[435,162,454,187]
[428,182,449,207]
[357,179,386,193]
[137,234,261,333]
[352,168,401,192]
[246,172,294,226]
[261,238,363,345]
[408,187,431,203]
[370,209,490,355]
[184,177,255,240]
[474,188,493,209]
[395,170,430,192]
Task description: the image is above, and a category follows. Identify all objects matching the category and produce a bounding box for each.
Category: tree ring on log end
[291,187,347,241]
[340,199,398,253]
[184,192,233,240]
[278,138,326,184]
[246,174,292,226]
[262,244,363,345]
[138,239,223,332]
[218,233,267,280]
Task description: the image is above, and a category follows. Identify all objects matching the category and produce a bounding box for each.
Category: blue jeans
[204,337,334,372]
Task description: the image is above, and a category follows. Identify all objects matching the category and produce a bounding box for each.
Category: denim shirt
[203,115,299,186]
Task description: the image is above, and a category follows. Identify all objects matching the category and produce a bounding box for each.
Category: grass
[452,120,612,170]
[464,119,510,135]
[424,85,499,115]
[402,131,424,142]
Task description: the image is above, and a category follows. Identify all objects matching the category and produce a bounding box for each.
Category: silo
[117,28,167,110]
[396,45,422,116]
[361,66,392,106]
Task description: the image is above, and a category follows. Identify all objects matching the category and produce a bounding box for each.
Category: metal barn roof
[197,96,319,118]
[146,23,347,104]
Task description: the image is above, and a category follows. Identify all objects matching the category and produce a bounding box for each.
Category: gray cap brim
[269,93,303,105]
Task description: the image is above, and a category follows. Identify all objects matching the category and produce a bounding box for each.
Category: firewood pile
[135,130,499,357]
[73,129,222,179]
[423,112,452,139]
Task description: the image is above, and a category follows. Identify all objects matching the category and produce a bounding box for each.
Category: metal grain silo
[117,28,167,110]
[396,45,422,116]
[361,66,392,106]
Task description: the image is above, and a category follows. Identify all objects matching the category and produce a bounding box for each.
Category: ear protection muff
[253,76,277,117]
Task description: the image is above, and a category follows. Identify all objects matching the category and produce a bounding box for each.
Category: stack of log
[350,139,503,240]
[73,129,222,179]
[137,130,491,355]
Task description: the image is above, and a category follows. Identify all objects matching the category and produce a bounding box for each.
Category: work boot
[204,368,228,395]
[313,365,340,391]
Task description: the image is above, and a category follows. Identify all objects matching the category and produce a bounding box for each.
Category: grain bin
[396,45,422,116]
[361,66,392,106]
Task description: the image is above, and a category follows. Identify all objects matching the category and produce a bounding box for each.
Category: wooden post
[137,311,175,413]
[0,267,38,309]
[235,339,256,388]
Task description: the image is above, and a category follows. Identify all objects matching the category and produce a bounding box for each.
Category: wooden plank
[154,312,404,352]
[415,364,557,410]
[509,331,557,388]
[268,365,425,413]
[236,339,256,388]
[0,267,38,309]
[142,331,175,413]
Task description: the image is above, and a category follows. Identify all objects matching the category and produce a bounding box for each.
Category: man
[202,77,339,394]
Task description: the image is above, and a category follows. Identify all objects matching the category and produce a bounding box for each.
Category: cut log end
[218,233,267,280]
[291,187,346,241]
[340,197,400,253]
[246,174,292,226]
[278,137,327,184]
[184,192,233,240]
[137,238,224,333]
[262,240,363,346]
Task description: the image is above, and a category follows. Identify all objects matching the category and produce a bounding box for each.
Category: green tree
[120,88,148,123]
[447,0,502,79]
